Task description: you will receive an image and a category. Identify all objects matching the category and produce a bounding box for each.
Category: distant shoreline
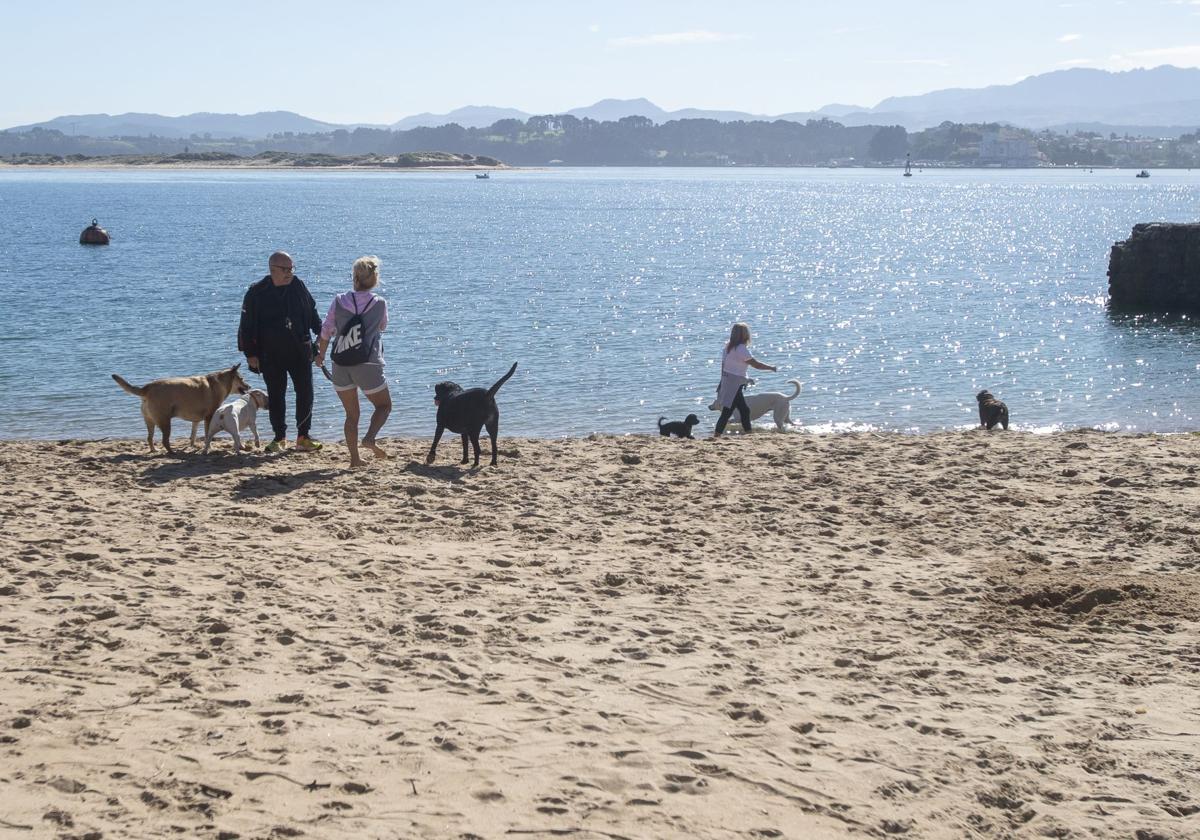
[0,151,508,171]
[0,162,511,172]
[1,160,1185,172]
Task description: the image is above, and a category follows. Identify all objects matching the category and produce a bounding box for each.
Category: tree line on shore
[3,115,1198,168]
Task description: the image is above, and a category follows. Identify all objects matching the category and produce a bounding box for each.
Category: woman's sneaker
[295,436,323,452]
[265,439,286,453]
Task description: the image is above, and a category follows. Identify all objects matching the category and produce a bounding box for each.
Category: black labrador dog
[427,362,518,466]
[976,390,1010,430]
[658,414,700,439]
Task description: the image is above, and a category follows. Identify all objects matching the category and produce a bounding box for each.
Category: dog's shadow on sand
[402,461,482,484]
[103,453,148,466]
[131,451,273,484]
[232,469,338,500]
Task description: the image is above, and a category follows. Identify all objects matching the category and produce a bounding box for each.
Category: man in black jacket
[238,251,324,452]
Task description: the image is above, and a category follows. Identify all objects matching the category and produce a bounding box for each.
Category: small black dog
[658,414,700,439]
[427,362,518,466]
[976,390,1010,430]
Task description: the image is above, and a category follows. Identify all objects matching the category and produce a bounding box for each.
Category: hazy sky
[3,0,1199,126]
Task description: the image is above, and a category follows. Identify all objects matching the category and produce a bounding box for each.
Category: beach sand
[2,431,1198,839]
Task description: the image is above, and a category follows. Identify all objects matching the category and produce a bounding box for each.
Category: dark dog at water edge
[427,363,518,466]
[976,390,1010,430]
[658,414,700,439]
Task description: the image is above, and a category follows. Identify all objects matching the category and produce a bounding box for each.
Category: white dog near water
[708,379,802,430]
[202,389,269,453]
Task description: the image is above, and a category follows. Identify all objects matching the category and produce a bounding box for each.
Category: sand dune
[2,431,1198,839]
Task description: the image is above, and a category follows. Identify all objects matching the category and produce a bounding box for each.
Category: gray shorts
[330,361,388,395]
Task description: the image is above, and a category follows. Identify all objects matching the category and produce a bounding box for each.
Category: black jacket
[238,275,321,358]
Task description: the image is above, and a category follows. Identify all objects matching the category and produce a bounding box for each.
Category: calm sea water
[1,167,1198,439]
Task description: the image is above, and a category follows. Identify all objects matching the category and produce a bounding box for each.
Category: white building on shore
[978,129,1043,167]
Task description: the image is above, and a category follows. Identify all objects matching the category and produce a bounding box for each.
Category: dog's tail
[657,416,666,428]
[111,374,147,397]
[784,379,803,401]
[487,362,518,398]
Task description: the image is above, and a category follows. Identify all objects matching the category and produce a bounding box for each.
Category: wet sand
[2,431,1198,838]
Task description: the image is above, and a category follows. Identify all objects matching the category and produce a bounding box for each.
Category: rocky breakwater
[1108,222,1200,312]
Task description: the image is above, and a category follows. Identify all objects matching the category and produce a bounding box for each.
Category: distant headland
[0,151,505,170]
[3,119,1195,169]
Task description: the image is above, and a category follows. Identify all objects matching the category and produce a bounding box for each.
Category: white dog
[202,389,269,453]
[708,379,802,430]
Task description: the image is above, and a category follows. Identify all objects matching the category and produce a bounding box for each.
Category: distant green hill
[2,151,502,168]
[4,117,1196,169]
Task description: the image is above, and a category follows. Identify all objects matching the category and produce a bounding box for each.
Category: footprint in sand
[661,774,709,794]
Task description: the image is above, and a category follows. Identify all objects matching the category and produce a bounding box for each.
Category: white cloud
[1057,58,1095,66]
[1108,43,1200,68]
[1058,33,1083,43]
[608,30,749,48]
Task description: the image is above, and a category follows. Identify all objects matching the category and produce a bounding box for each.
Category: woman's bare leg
[336,388,363,468]
[361,387,392,459]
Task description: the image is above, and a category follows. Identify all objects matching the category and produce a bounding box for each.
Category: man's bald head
[267,251,295,285]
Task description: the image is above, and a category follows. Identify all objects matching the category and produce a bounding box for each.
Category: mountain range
[7,66,1200,139]
[7,110,384,139]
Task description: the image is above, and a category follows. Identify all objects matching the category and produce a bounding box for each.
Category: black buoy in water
[80,219,110,245]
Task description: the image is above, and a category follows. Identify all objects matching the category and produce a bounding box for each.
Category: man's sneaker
[295,436,323,453]
[265,439,286,453]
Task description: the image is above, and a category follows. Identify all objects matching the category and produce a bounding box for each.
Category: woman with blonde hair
[315,256,392,467]
[713,321,777,438]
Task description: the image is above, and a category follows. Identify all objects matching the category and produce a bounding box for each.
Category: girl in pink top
[714,322,777,437]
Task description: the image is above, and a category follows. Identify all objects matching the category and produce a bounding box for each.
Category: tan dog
[112,364,250,453]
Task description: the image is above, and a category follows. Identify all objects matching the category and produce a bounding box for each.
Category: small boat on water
[1136,170,1150,178]
[903,154,913,177]
[475,172,490,179]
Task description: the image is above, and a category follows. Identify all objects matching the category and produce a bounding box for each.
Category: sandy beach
[2,431,1198,839]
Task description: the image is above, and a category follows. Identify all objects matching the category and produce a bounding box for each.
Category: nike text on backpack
[331,296,373,366]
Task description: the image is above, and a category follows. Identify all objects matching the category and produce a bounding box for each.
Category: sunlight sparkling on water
[1,167,1198,438]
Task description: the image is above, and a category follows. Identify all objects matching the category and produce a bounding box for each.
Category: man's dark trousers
[260,339,314,441]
